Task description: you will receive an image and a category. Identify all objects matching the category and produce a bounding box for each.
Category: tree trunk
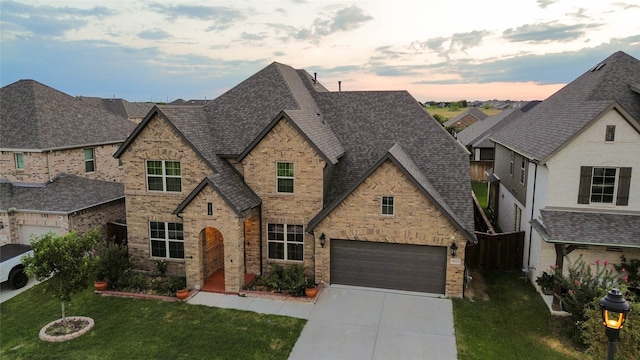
[61,301,67,326]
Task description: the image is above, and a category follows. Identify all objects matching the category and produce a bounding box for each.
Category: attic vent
[590,62,606,72]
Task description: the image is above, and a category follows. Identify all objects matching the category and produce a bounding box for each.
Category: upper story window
[149,221,184,259]
[578,166,632,206]
[519,158,526,184]
[147,160,182,192]
[590,167,617,203]
[267,223,303,261]
[509,151,515,176]
[84,148,95,172]
[381,196,395,215]
[605,125,616,142]
[276,162,294,193]
[14,153,24,170]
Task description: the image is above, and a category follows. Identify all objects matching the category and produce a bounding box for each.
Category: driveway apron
[288,285,457,360]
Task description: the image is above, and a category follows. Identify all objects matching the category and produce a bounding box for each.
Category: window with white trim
[276,162,294,193]
[84,148,95,172]
[381,196,394,215]
[14,153,24,170]
[590,167,617,203]
[267,223,303,261]
[146,160,182,192]
[150,221,184,259]
[519,158,526,184]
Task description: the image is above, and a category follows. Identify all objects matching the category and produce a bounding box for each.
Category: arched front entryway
[200,227,225,292]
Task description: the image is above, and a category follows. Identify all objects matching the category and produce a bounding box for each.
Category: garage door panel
[331,240,446,294]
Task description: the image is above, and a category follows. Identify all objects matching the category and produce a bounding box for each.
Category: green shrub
[281,264,306,296]
[553,255,623,344]
[266,264,285,291]
[581,298,640,360]
[94,240,133,290]
[154,260,168,276]
[614,255,640,288]
[119,270,148,292]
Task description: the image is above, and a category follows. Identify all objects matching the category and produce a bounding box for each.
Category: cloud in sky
[1,0,639,102]
[503,21,602,43]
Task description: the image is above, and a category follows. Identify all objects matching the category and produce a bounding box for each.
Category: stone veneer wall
[241,118,325,276]
[1,144,124,183]
[312,160,467,297]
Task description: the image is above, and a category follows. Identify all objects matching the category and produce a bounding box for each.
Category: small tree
[23,230,99,326]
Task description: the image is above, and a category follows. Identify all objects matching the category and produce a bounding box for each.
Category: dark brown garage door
[330,240,447,294]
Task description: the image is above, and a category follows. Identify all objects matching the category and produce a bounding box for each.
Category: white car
[0,244,34,289]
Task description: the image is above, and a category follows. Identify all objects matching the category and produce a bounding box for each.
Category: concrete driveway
[288,285,457,360]
[0,277,40,303]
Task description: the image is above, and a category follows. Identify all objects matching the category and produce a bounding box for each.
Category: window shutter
[616,167,632,206]
[577,166,592,204]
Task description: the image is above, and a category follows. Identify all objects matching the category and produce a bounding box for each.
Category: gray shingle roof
[116,62,475,239]
[443,107,488,127]
[457,108,520,146]
[0,80,137,150]
[312,90,474,234]
[491,51,640,162]
[0,173,124,213]
[533,209,640,247]
[79,97,154,119]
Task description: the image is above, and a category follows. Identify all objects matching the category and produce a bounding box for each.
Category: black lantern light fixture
[450,242,458,257]
[319,233,326,248]
[599,288,631,360]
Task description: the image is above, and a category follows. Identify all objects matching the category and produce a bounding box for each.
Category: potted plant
[304,277,317,298]
[176,288,189,300]
[535,271,555,295]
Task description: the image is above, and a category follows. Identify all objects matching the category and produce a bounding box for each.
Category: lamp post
[599,288,631,360]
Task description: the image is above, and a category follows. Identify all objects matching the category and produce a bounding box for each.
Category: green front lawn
[453,271,582,360]
[0,285,305,359]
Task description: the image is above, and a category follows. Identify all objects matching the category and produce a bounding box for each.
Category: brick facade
[312,160,466,297]
[1,144,124,183]
[70,199,126,240]
[241,118,325,276]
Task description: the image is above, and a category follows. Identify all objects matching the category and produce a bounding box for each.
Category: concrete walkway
[189,285,457,360]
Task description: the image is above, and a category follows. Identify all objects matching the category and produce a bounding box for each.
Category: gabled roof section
[533,209,640,248]
[457,108,520,146]
[491,51,640,163]
[307,143,475,242]
[443,107,488,127]
[174,160,261,217]
[0,80,136,151]
[0,173,124,213]
[237,64,344,164]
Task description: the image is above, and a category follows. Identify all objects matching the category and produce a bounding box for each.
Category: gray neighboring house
[0,79,136,245]
[488,51,640,302]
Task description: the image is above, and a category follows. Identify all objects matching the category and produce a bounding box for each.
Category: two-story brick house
[488,51,640,299]
[0,80,136,244]
[115,62,476,296]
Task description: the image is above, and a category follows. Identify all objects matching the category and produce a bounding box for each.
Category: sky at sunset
[1,0,639,103]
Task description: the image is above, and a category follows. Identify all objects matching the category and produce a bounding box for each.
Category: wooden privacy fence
[470,161,493,181]
[466,231,524,271]
[106,222,127,245]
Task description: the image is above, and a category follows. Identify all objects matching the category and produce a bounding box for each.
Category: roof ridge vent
[590,62,606,72]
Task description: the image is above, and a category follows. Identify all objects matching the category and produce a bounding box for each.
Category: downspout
[526,162,538,279]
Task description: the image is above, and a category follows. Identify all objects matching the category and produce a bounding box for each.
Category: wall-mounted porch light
[319,233,326,248]
[450,242,458,257]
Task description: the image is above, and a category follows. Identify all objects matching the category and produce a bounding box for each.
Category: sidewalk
[188,291,315,319]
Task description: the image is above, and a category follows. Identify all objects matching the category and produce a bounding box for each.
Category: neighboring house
[444,107,488,132]
[0,80,137,245]
[169,99,211,106]
[114,62,476,296]
[79,96,154,123]
[488,51,640,296]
